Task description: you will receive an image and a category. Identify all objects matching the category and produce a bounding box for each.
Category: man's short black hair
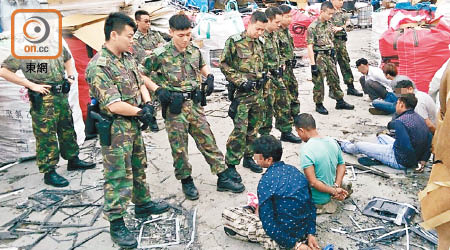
[253,135,283,162]
[398,93,418,109]
[356,58,368,67]
[396,80,415,89]
[135,10,149,21]
[321,1,334,11]
[265,7,283,20]
[250,11,268,24]
[104,12,136,41]
[169,13,192,31]
[279,4,292,14]
[294,113,316,130]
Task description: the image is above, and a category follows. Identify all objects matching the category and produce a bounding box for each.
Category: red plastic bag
[290,9,318,48]
[379,23,450,92]
[387,9,434,29]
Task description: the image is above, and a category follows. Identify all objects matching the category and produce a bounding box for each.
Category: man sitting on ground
[356,58,397,115]
[339,94,432,171]
[394,80,436,133]
[382,62,412,89]
[222,135,319,250]
[295,113,350,214]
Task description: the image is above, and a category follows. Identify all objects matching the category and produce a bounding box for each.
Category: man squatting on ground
[141,13,245,201]
[222,135,319,250]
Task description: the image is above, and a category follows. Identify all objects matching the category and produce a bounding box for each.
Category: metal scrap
[0,188,24,200]
[69,229,109,250]
[42,204,103,228]
[346,162,390,179]
[355,226,384,233]
[348,215,362,230]
[186,206,198,249]
[137,216,181,248]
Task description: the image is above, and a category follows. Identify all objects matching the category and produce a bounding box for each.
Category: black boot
[335,99,355,110]
[315,103,329,115]
[280,131,302,144]
[347,84,363,97]
[135,201,170,218]
[44,170,69,187]
[181,176,199,200]
[225,165,242,183]
[110,218,137,249]
[150,119,159,132]
[217,171,245,193]
[242,157,263,173]
[67,156,96,171]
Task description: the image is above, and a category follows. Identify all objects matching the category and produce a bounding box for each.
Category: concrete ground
[0,29,437,249]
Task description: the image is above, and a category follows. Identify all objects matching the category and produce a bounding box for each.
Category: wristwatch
[68,75,76,80]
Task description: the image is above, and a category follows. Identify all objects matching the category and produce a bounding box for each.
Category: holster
[169,92,184,115]
[227,83,236,101]
[28,89,43,111]
[228,98,240,120]
[62,79,71,94]
[91,111,112,147]
[335,33,348,41]
[201,84,207,106]
[85,100,100,135]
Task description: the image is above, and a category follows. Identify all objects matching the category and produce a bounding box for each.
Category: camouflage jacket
[219,31,265,86]
[85,46,143,117]
[133,29,167,64]
[331,9,352,39]
[1,47,71,85]
[262,30,280,71]
[307,19,334,51]
[142,40,205,92]
[278,27,295,62]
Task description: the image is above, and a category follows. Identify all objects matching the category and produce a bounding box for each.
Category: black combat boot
[242,157,263,173]
[315,103,329,115]
[44,170,69,187]
[280,131,302,144]
[335,99,355,110]
[135,201,170,218]
[67,156,96,171]
[110,218,137,249]
[225,165,242,183]
[347,84,363,97]
[181,176,199,200]
[217,171,245,193]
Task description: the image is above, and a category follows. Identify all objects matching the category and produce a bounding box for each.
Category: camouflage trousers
[165,100,226,180]
[222,207,281,250]
[312,53,344,104]
[101,117,151,221]
[30,93,79,173]
[260,77,293,135]
[334,40,354,86]
[225,92,264,166]
[283,67,300,117]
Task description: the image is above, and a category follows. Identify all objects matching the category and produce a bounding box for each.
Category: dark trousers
[359,76,388,101]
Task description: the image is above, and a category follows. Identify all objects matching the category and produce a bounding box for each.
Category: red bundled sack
[379,22,450,92]
[387,9,435,29]
[290,9,318,48]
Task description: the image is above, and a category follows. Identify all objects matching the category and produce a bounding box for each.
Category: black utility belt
[285,59,297,67]
[314,49,334,56]
[170,89,202,102]
[48,79,70,94]
[335,33,348,41]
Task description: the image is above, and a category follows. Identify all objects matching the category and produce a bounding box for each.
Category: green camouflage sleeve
[306,26,315,45]
[143,54,162,85]
[219,38,246,86]
[62,46,72,62]
[132,41,146,64]
[1,55,21,73]
[87,66,121,108]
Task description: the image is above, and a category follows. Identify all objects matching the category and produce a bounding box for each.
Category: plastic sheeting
[0,38,85,165]
[290,9,318,48]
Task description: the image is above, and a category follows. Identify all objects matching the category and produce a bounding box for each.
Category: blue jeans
[340,134,405,170]
[372,92,398,114]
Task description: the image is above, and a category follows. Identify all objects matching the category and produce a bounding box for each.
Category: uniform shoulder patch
[97,56,107,67]
[231,34,242,42]
[153,46,166,56]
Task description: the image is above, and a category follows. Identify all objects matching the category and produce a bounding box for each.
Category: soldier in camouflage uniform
[85,13,169,249]
[260,7,301,144]
[307,1,354,115]
[220,11,268,174]
[0,48,95,188]
[133,10,168,132]
[331,0,363,97]
[279,5,301,117]
[142,13,244,201]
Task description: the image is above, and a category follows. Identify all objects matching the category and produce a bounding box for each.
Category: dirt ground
[0,28,437,250]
